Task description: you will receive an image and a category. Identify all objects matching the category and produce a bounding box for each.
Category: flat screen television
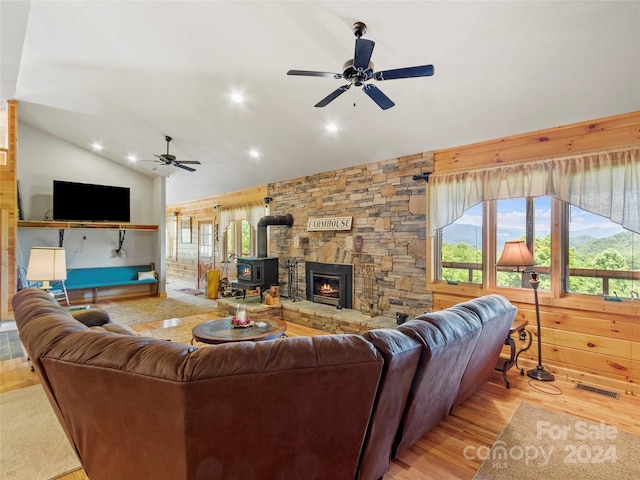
[53,180,131,222]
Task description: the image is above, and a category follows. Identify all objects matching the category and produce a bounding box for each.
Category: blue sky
[455,197,625,236]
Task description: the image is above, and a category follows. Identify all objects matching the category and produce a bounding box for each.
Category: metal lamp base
[527,366,555,382]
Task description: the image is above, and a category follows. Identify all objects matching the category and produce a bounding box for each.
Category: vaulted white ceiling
[2,1,639,204]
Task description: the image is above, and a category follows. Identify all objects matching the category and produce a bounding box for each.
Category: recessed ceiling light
[325,123,339,133]
[91,142,103,151]
[230,91,245,104]
[127,155,137,162]
[249,149,260,159]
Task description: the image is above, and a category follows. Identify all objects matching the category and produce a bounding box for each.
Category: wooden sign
[307,216,353,231]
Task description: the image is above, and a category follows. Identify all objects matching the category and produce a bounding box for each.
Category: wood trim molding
[434,110,640,173]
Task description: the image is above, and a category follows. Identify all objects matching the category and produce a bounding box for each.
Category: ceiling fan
[146,136,201,172]
[287,21,435,110]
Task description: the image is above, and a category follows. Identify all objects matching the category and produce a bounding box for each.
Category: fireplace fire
[313,273,341,305]
[305,262,353,309]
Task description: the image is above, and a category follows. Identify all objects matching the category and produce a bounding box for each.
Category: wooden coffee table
[191,317,287,345]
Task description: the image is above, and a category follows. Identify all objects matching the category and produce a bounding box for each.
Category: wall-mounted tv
[53,180,131,222]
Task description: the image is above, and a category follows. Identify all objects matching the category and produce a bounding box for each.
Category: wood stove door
[197,221,214,290]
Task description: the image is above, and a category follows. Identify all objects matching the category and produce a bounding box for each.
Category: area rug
[473,402,639,479]
[178,288,205,296]
[0,385,82,480]
[103,291,217,325]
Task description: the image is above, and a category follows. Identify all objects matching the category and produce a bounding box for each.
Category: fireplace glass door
[312,273,341,306]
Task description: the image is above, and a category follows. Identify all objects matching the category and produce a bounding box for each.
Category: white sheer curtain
[218,202,264,233]
[428,146,640,235]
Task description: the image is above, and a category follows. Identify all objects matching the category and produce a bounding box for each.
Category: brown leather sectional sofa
[13,288,516,480]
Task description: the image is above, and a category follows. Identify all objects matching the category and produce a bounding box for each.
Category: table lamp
[25,247,67,291]
[496,240,554,382]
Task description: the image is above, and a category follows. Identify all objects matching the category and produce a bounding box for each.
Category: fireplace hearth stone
[216,296,396,335]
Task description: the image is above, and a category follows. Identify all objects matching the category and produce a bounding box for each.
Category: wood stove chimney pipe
[257,214,294,258]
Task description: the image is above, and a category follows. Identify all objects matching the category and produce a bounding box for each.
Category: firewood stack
[264,285,280,305]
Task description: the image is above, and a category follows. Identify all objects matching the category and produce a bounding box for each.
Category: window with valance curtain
[428,146,640,236]
[218,203,264,232]
[218,202,265,261]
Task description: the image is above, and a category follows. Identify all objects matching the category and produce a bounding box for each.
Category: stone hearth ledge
[216,296,396,335]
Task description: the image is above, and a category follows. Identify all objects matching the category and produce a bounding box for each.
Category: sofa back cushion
[394,307,482,455]
[453,294,517,406]
[357,328,422,480]
[32,321,383,480]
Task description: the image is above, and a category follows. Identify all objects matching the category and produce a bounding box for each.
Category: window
[495,197,551,290]
[434,196,639,299]
[199,222,213,259]
[429,146,639,303]
[218,202,264,264]
[567,206,640,298]
[223,219,255,261]
[438,203,483,284]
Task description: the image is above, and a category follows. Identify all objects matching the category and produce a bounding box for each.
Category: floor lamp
[497,241,555,382]
[26,247,67,291]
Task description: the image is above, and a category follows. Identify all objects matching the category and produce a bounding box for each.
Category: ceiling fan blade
[362,84,395,110]
[174,163,196,172]
[354,38,375,70]
[374,64,435,81]
[287,70,342,79]
[176,160,201,165]
[314,84,351,107]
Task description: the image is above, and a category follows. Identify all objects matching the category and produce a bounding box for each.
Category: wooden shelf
[18,221,158,231]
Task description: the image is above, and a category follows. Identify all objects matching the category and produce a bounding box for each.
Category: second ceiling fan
[148,136,201,172]
[287,21,435,110]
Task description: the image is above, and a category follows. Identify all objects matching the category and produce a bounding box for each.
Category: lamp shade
[26,247,67,289]
[496,241,535,268]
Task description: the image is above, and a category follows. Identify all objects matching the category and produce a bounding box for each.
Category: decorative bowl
[231,316,253,328]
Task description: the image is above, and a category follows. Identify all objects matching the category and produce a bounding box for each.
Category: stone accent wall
[268,152,434,319]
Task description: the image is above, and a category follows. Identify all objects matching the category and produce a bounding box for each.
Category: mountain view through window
[438,198,639,298]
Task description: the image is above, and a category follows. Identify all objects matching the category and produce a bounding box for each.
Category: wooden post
[0,100,18,318]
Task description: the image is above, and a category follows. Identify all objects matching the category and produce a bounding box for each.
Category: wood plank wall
[166,186,267,286]
[430,110,640,395]
[435,110,640,173]
[0,100,18,318]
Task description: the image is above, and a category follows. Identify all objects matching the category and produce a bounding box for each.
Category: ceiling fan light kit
[287,21,435,110]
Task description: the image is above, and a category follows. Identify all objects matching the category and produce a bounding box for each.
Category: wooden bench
[63,264,158,303]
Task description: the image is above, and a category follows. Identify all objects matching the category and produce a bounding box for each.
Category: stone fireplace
[305,262,353,309]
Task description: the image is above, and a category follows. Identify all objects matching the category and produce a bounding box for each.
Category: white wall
[16,122,161,272]
[17,228,157,272]
[17,122,154,223]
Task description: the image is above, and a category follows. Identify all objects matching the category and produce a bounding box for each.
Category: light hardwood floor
[2,313,638,480]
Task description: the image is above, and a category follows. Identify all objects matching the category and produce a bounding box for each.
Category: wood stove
[233,214,293,302]
[305,262,353,309]
[236,257,278,300]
